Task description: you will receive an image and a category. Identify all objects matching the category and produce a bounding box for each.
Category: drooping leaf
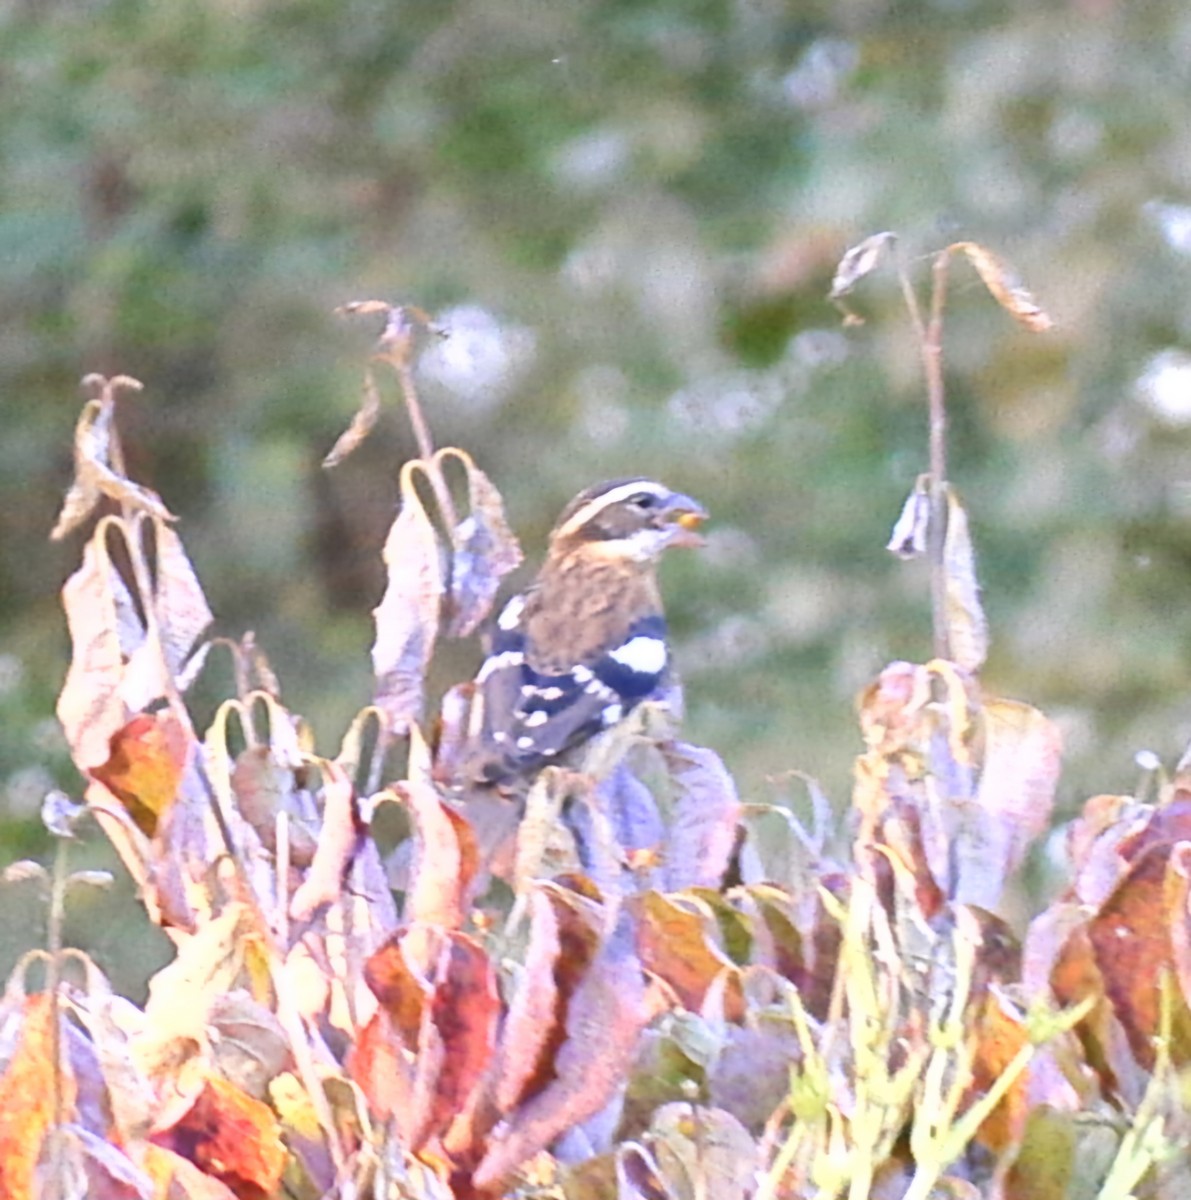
[391,726,479,936]
[412,932,500,1151]
[0,995,74,1200]
[474,913,650,1192]
[648,1102,759,1200]
[488,882,603,1118]
[942,485,988,673]
[133,518,214,698]
[43,1124,156,1200]
[371,461,444,736]
[1086,846,1191,1069]
[290,760,361,920]
[633,891,740,1018]
[57,521,140,771]
[954,699,1061,909]
[442,449,522,638]
[90,711,190,837]
[50,379,176,541]
[886,474,931,560]
[828,231,897,326]
[149,1072,287,1200]
[948,241,1054,333]
[661,742,741,892]
[323,367,383,468]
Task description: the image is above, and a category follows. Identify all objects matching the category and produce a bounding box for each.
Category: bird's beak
[662,493,708,548]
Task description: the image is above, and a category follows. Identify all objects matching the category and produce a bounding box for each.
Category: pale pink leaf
[662,742,742,891]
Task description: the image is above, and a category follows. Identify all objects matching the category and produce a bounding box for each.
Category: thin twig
[924,251,952,661]
[391,356,460,534]
[47,835,68,1130]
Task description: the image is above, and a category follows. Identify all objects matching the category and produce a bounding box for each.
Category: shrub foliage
[4,251,1191,1200]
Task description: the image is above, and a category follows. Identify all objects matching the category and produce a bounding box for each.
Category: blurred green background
[5,0,1191,987]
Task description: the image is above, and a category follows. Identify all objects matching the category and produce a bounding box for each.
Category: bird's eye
[629,493,657,509]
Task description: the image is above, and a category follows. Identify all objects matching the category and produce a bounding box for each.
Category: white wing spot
[602,703,623,726]
[493,731,508,744]
[609,636,666,676]
[523,710,549,728]
[476,650,523,684]
[516,735,535,750]
[572,665,593,685]
[498,595,526,631]
[538,686,564,701]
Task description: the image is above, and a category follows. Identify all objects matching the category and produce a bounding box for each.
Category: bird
[459,477,707,788]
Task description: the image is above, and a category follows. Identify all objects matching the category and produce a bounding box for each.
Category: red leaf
[90,712,190,837]
[473,913,650,1192]
[151,1073,287,1200]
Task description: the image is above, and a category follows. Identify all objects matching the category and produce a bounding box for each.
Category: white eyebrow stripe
[554,481,670,538]
[608,635,667,676]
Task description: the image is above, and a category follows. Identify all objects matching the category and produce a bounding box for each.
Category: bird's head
[548,478,708,563]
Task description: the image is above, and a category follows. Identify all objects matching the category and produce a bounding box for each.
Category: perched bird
[461,478,707,787]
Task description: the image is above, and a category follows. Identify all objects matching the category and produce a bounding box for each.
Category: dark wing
[468,599,669,785]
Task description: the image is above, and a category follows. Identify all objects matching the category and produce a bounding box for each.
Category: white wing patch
[608,635,667,676]
[476,649,525,684]
[497,594,526,631]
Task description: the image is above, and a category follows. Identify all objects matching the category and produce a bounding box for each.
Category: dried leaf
[57,522,138,770]
[150,1072,287,1199]
[662,742,742,892]
[42,789,87,840]
[57,516,210,772]
[230,745,318,864]
[515,767,587,892]
[634,892,739,1017]
[137,518,214,694]
[474,913,650,1191]
[598,762,665,866]
[887,474,931,560]
[90,711,190,837]
[290,760,361,920]
[141,1143,240,1200]
[949,241,1054,333]
[1086,846,1191,1069]
[413,932,499,1150]
[942,485,988,672]
[0,995,73,1200]
[954,699,1061,909]
[443,450,523,638]
[371,462,444,735]
[649,1103,758,1200]
[46,1125,155,1200]
[323,368,382,468]
[828,231,897,325]
[968,988,1031,1153]
[140,904,256,1066]
[490,883,603,1116]
[393,727,479,934]
[51,381,176,541]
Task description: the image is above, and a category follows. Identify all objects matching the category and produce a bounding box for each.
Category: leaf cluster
[6,267,1191,1200]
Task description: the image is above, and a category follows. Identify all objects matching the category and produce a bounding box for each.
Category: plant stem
[925,250,951,662]
[393,357,461,534]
